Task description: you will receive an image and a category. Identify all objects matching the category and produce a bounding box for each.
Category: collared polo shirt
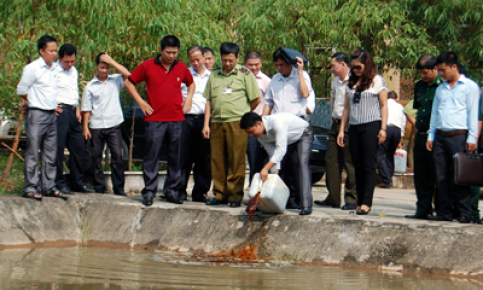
[427,75,480,144]
[203,64,261,123]
[413,75,441,132]
[81,74,124,129]
[346,75,387,125]
[253,71,272,115]
[181,66,210,115]
[331,73,349,119]
[263,66,315,116]
[258,113,309,171]
[17,57,58,110]
[128,56,194,122]
[56,61,79,106]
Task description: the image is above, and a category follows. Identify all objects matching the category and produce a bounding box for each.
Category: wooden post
[3,99,26,180]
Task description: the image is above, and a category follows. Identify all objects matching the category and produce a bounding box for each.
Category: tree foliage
[1,0,483,115]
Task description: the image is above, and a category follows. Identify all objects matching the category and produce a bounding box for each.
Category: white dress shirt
[387,98,407,136]
[253,71,272,115]
[258,112,309,171]
[331,73,349,119]
[56,61,79,106]
[81,74,124,129]
[264,66,315,116]
[181,66,210,115]
[17,57,58,110]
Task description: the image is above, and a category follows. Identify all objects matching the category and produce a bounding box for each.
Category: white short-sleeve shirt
[346,75,387,125]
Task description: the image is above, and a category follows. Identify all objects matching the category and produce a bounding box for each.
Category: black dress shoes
[143,196,153,206]
[192,197,210,203]
[314,200,339,208]
[427,215,452,222]
[229,201,241,208]
[115,191,128,196]
[299,207,312,215]
[405,214,428,220]
[62,188,74,195]
[207,198,222,205]
[341,203,356,210]
[166,195,183,204]
[286,200,299,209]
[76,186,95,193]
[458,216,472,224]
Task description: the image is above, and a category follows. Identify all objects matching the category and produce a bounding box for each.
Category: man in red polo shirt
[125,35,195,206]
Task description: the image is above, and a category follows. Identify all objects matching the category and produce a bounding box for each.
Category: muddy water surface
[0,247,481,289]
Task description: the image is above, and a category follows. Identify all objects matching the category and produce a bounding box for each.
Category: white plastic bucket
[248,173,289,214]
[394,149,407,173]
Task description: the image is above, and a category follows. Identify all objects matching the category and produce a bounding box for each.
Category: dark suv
[121,107,329,183]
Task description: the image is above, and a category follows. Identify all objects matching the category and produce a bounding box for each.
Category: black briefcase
[453,152,483,186]
[279,47,309,65]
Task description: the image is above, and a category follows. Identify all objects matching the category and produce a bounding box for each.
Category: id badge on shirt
[223,88,233,94]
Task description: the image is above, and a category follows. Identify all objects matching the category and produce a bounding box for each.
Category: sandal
[22,192,42,201]
[47,190,68,200]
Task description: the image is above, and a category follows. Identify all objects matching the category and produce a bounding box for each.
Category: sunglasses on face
[352,65,363,71]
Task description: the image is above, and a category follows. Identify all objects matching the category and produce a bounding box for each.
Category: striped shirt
[346,75,387,125]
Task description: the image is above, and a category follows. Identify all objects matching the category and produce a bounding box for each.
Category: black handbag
[453,151,483,186]
[279,47,309,65]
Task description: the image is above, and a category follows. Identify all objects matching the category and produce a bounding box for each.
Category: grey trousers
[24,108,58,194]
[325,120,356,206]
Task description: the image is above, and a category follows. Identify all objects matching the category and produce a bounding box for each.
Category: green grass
[0,154,24,195]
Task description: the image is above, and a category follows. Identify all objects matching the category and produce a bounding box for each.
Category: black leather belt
[436,129,468,137]
[60,104,77,111]
[185,114,204,119]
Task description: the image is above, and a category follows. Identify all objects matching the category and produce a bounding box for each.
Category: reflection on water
[0,247,482,290]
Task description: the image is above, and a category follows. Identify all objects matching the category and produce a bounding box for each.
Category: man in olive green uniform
[405,54,441,219]
[202,42,261,207]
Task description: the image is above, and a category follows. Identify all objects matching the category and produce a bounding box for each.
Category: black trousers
[377,125,401,184]
[280,126,314,208]
[142,121,185,199]
[413,132,437,216]
[181,115,211,200]
[247,135,268,185]
[348,121,380,207]
[91,126,125,194]
[432,133,472,220]
[55,107,86,190]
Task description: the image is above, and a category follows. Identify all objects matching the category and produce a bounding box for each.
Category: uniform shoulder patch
[240,67,251,75]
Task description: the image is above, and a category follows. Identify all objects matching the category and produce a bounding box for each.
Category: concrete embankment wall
[1,195,482,279]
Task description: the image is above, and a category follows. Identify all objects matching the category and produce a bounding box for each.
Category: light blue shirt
[427,75,480,144]
[257,113,309,171]
[16,57,58,110]
[81,74,124,129]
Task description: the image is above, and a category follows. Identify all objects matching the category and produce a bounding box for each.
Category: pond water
[0,247,481,290]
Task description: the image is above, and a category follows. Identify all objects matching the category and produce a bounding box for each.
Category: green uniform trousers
[210,121,247,203]
[413,132,437,216]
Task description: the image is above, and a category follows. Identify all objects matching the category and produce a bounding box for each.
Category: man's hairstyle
[95,52,106,65]
[348,48,376,91]
[244,51,262,62]
[436,51,459,67]
[272,47,287,63]
[240,112,262,129]
[332,52,349,66]
[187,45,204,56]
[203,47,214,55]
[457,64,467,76]
[415,54,437,70]
[220,42,239,57]
[161,35,180,50]
[388,91,398,99]
[59,44,77,58]
[37,35,57,53]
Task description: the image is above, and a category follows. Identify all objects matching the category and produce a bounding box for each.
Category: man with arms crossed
[202,42,261,207]
[125,35,195,206]
[180,45,211,203]
[17,35,67,200]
